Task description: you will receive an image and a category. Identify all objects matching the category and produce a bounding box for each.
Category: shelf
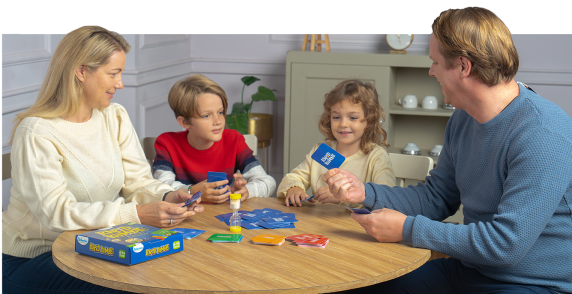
[388,106,454,117]
[389,147,439,167]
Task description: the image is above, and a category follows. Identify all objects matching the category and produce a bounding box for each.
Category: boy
[153,74,276,203]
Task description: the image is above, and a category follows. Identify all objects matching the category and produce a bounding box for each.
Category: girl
[278,79,396,208]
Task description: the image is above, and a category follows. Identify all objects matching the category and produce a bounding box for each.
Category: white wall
[3,34,572,208]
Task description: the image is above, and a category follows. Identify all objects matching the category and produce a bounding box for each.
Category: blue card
[345,207,371,214]
[242,222,265,230]
[182,191,201,207]
[284,195,315,206]
[170,228,206,239]
[207,171,228,190]
[311,143,345,170]
[262,216,298,224]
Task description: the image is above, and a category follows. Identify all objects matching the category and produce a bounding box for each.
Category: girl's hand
[314,186,341,204]
[284,187,309,207]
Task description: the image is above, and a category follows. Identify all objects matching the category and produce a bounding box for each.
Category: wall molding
[139,35,189,49]
[2,35,51,66]
[516,68,572,86]
[138,95,169,139]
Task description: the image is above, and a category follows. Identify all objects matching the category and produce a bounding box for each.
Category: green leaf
[226,114,238,130]
[230,102,249,115]
[241,76,260,86]
[251,86,277,101]
[236,112,249,134]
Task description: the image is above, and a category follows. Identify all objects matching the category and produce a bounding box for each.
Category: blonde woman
[2,26,203,293]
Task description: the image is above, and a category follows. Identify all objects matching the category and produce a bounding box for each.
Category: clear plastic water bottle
[229,194,241,233]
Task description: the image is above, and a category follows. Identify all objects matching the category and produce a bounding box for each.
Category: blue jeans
[346,258,554,294]
[3,252,134,294]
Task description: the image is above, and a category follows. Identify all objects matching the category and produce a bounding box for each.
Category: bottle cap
[230,194,241,200]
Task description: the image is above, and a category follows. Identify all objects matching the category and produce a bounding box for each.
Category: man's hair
[432,7,519,86]
[168,74,228,124]
[318,79,389,154]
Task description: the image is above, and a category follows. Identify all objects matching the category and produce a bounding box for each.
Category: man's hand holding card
[322,168,366,204]
[285,143,347,207]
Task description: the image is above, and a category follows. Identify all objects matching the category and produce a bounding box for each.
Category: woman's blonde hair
[9,26,130,144]
[318,79,389,154]
[167,74,228,125]
[432,7,519,86]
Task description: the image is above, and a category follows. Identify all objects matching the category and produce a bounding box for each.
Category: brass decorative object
[248,113,273,171]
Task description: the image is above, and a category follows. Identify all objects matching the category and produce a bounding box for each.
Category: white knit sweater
[2,103,173,258]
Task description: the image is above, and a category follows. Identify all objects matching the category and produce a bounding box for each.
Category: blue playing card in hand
[207,171,228,190]
[311,143,345,170]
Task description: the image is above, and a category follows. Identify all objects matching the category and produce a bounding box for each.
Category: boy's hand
[200,180,231,204]
[284,187,310,207]
[188,180,207,196]
[235,187,250,202]
[314,186,340,204]
[231,173,247,193]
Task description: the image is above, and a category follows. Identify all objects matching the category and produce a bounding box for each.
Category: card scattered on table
[170,228,206,239]
[214,208,298,230]
[251,234,287,246]
[311,143,345,170]
[286,233,329,248]
[207,233,243,243]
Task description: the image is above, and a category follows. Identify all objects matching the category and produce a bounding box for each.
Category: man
[324,7,572,294]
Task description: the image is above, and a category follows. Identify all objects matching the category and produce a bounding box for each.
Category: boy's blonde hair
[318,79,389,154]
[9,26,130,144]
[432,7,519,86]
[168,74,228,124]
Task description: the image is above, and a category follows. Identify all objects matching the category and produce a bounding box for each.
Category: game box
[75,222,183,265]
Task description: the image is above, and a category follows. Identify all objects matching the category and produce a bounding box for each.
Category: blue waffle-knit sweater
[362,82,572,293]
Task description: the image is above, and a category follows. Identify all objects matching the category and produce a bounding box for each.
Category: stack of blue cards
[208,171,229,190]
[170,228,206,239]
[214,208,299,230]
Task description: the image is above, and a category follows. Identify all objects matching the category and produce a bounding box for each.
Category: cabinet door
[285,63,390,174]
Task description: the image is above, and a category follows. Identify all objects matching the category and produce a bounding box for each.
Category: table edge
[53,246,431,293]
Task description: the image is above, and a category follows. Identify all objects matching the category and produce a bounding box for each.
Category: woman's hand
[314,186,341,204]
[163,189,205,212]
[136,201,202,228]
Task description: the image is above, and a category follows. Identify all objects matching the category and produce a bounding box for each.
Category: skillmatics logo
[321,152,335,166]
[311,143,345,170]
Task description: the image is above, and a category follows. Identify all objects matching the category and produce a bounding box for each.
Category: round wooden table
[53,198,430,293]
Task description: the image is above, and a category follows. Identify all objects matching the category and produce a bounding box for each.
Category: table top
[53,198,430,293]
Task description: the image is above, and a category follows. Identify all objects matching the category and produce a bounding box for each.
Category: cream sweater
[2,103,173,258]
[277,141,396,208]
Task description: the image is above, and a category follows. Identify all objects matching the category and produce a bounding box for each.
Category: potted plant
[226,76,277,135]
